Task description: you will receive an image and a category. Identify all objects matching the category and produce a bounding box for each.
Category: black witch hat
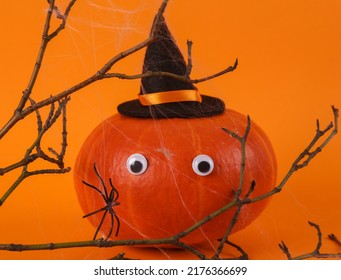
[117,16,225,118]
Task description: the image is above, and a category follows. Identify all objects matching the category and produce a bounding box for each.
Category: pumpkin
[73,109,277,245]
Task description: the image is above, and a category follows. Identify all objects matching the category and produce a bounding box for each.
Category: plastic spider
[82,163,120,240]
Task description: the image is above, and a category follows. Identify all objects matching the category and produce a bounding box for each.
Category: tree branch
[185,40,193,78]
[244,106,339,204]
[0,105,338,258]
[0,0,169,140]
[102,58,238,84]
[0,98,70,206]
[280,222,341,260]
[17,0,76,117]
[212,116,252,259]
[0,0,338,260]
[328,234,341,247]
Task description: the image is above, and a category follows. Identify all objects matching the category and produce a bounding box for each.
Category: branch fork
[0,0,339,260]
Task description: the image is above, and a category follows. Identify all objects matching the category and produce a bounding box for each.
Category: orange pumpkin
[73,109,277,245]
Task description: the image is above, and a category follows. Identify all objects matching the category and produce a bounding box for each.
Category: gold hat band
[138,90,202,106]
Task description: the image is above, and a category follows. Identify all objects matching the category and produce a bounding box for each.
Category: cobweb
[63,0,232,258]
[45,0,266,259]
[5,0,327,260]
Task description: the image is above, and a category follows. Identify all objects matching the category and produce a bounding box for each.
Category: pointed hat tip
[141,16,194,93]
[117,14,225,118]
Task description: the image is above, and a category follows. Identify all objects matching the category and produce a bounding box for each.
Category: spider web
[60,0,235,258]
[6,0,333,261]
[43,0,277,260]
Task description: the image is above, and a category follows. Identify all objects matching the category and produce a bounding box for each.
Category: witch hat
[117,16,225,118]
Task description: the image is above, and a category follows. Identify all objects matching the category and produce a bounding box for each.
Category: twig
[0,0,338,260]
[222,115,251,198]
[108,253,136,260]
[59,99,68,161]
[174,241,207,260]
[214,181,256,259]
[212,116,252,259]
[0,98,70,205]
[218,240,249,260]
[245,106,339,204]
[0,235,202,259]
[150,0,169,36]
[0,99,68,176]
[0,0,171,204]
[0,104,337,257]
[8,56,237,134]
[0,235,204,256]
[279,222,341,260]
[0,155,38,176]
[328,234,341,247]
[214,106,338,259]
[192,58,238,83]
[102,58,238,84]
[17,0,76,117]
[0,166,71,207]
[186,40,193,78]
[0,0,169,140]
[0,0,236,141]
[279,240,292,259]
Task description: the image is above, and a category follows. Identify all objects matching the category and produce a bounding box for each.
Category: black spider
[82,163,120,240]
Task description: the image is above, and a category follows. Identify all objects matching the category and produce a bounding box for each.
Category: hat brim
[117,95,225,118]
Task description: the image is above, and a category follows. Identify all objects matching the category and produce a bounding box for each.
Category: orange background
[0,0,340,259]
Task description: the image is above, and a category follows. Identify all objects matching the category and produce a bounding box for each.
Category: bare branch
[102,58,238,84]
[109,253,136,260]
[0,0,338,260]
[212,116,252,258]
[279,240,292,259]
[280,222,341,260]
[0,155,38,176]
[26,167,71,177]
[0,98,70,205]
[0,105,338,258]
[328,234,341,247]
[18,0,76,114]
[222,115,251,198]
[0,0,169,140]
[150,0,169,36]
[48,0,76,40]
[246,106,338,204]
[185,40,193,77]
[217,240,249,260]
[191,58,238,83]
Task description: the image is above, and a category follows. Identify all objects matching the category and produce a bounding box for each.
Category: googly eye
[192,154,214,176]
[126,153,148,175]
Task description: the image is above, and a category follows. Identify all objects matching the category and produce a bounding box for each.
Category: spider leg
[82,163,120,240]
[93,163,109,199]
[109,178,119,201]
[106,211,120,240]
[82,206,107,218]
[82,180,107,202]
[105,212,114,241]
[93,209,108,240]
[114,213,120,237]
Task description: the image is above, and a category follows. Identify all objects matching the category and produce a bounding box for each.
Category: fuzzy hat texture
[117,16,225,118]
